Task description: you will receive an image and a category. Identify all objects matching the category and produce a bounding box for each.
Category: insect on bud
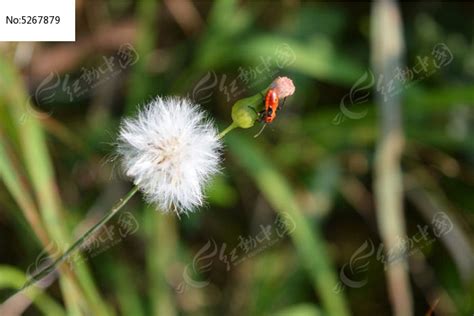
[230,76,295,129]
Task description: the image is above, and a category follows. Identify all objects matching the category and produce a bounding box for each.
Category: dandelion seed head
[117,97,222,214]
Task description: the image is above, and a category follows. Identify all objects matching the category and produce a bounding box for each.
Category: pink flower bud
[270,76,295,98]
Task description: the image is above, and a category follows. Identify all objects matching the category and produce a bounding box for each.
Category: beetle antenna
[253,123,267,138]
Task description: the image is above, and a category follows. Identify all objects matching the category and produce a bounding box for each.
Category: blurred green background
[0,0,473,315]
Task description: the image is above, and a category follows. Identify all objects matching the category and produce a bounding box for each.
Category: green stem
[22,186,139,290]
[218,122,238,139]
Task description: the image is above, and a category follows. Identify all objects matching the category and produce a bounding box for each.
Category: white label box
[0,0,75,41]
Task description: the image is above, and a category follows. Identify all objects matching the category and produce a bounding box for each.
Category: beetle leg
[248,106,267,122]
[253,123,267,138]
[258,110,267,122]
[247,106,258,115]
[248,106,266,121]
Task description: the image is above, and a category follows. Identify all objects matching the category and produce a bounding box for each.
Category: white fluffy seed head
[117,97,222,215]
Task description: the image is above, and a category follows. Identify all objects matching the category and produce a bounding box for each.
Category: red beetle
[253,88,286,137]
[261,88,279,123]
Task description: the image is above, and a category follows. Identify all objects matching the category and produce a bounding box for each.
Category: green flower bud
[231,91,265,129]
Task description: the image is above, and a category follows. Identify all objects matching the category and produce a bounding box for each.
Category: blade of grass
[0,69,83,315]
[105,258,145,316]
[0,266,66,316]
[0,127,50,246]
[405,169,474,283]
[125,0,160,114]
[273,304,322,316]
[0,58,112,315]
[144,206,177,316]
[371,0,413,315]
[248,250,301,315]
[226,133,350,316]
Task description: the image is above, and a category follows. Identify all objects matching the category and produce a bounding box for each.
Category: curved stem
[218,122,238,139]
[22,186,139,290]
